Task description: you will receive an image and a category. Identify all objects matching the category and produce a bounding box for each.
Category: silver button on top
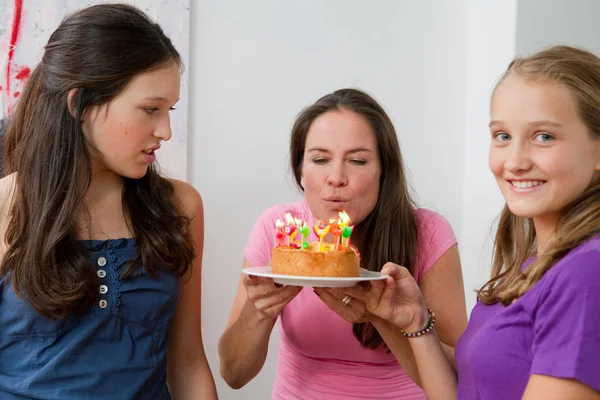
[99,285,108,295]
[97,257,107,267]
[99,299,108,309]
[97,269,107,279]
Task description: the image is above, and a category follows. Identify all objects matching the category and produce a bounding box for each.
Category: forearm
[372,318,421,386]
[373,319,458,388]
[408,332,457,400]
[441,342,456,369]
[168,358,218,400]
[218,300,277,389]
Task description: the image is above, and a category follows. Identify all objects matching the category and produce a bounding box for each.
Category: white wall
[516,0,600,56]
[459,1,517,314]
[190,1,468,398]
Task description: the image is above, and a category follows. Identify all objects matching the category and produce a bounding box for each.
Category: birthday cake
[271,212,360,277]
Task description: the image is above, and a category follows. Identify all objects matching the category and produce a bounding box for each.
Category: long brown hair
[1,4,194,319]
[290,88,418,349]
[478,45,600,305]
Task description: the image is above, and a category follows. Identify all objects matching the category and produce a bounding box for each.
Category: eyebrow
[142,96,180,103]
[489,120,564,128]
[306,147,374,154]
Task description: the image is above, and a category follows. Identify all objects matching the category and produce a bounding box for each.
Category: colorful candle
[313,220,330,252]
[275,219,285,247]
[276,211,353,251]
[285,213,300,247]
[329,218,342,251]
[284,226,298,248]
[299,222,311,249]
[339,211,351,228]
[341,225,354,248]
[294,217,303,247]
[338,211,354,248]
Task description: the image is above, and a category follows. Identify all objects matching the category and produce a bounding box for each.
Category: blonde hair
[478,45,600,305]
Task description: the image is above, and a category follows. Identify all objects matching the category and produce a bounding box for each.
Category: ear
[66,88,78,118]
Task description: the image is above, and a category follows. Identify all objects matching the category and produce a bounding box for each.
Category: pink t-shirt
[245,199,457,399]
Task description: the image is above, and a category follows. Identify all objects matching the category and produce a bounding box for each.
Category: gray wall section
[516,0,600,55]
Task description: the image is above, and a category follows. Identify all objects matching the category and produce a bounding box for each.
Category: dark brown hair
[1,4,194,318]
[478,45,600,305]
[290,88,418,349]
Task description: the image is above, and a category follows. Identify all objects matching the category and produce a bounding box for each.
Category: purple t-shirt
[456,234,600,399]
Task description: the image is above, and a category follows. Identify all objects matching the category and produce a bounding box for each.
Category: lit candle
[275,219,285,247]
[285,213,300,247]
[284,213,298,247]
[339,211,351,228]
[294,217,303,247]
[313,220,330,252]
[329,218,342,251]
[341,225,354,248]
[338,211,353,248]
[299,222,311,249]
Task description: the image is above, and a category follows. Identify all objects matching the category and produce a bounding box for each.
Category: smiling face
[82,61,181,179]
[300,109,382,225]
[489,75,600,226]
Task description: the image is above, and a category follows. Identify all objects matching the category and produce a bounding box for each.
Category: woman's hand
[313,287,375,323]
[342,263,429,332]
[243,274,302,321]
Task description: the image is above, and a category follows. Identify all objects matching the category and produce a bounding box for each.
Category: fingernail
[275,283,283,288]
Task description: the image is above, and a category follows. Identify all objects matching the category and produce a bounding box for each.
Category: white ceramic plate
[241,266,388,288]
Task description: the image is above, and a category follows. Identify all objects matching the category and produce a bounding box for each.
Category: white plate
[242,266,388,288]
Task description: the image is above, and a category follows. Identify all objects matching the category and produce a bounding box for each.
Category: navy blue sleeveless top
[0,238,179,399]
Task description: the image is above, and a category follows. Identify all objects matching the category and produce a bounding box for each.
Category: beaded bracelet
[401,308,436,338]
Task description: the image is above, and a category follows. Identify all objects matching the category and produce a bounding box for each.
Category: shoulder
[168,178,203,220]
[414,208,456,245]
[529,235,600,310]
[0,173,17,254]
[0,173,16,218]
[412,208,458,278]
[0,172,16,197]
[542,235,600,290]
[414,208,451,229]
[567,234,600,261]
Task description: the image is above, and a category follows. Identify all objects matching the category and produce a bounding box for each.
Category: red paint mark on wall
[15,66,30,81]
[6,0,24,109]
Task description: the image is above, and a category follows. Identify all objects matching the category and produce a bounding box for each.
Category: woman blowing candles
[219,88,467,399]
